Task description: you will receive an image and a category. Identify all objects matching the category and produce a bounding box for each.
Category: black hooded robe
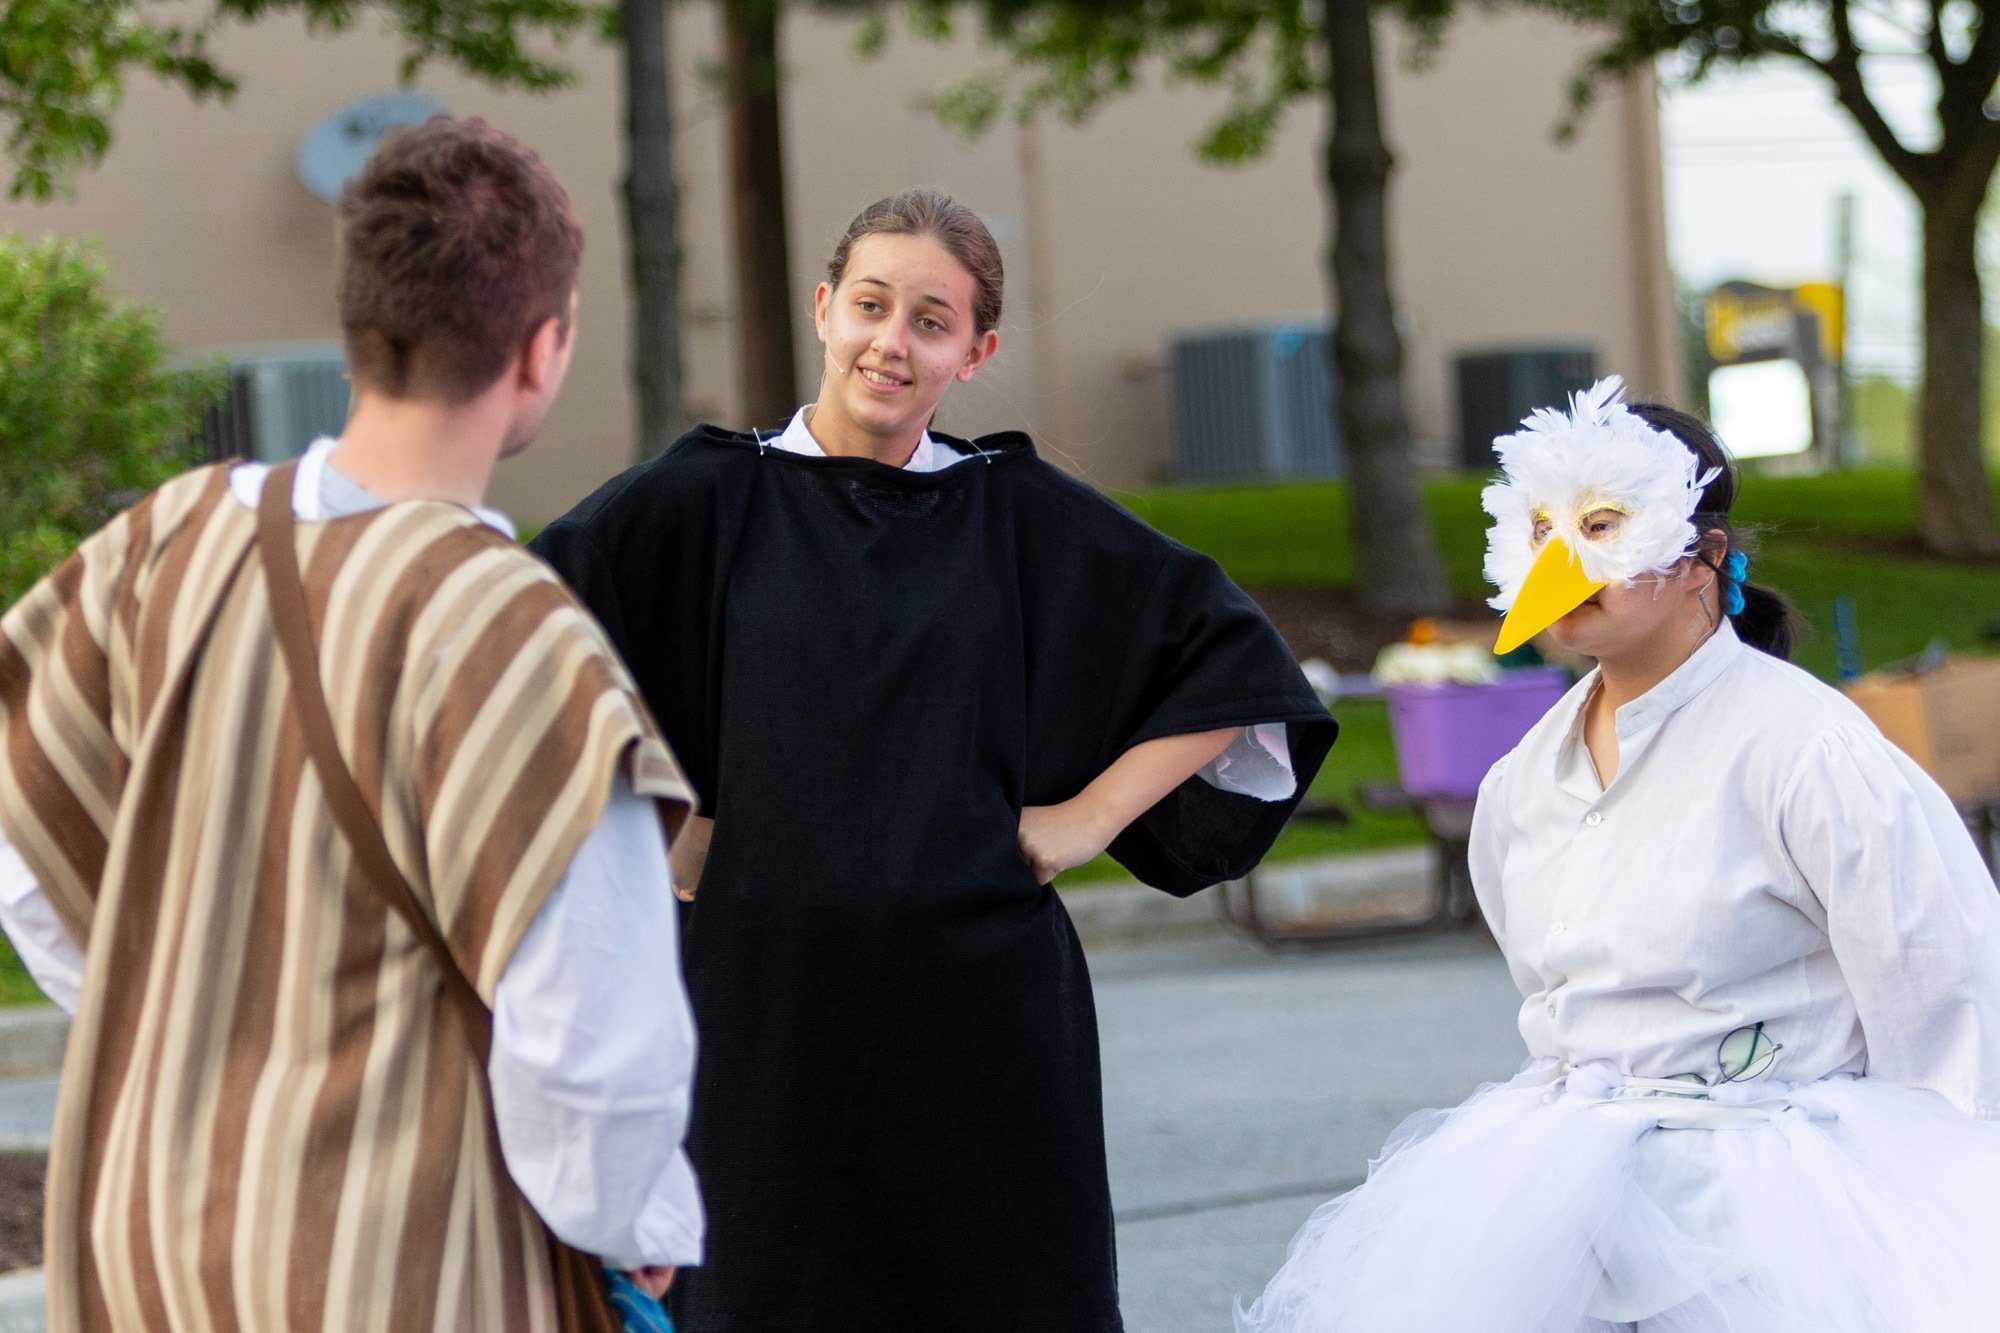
[530,426,1336,1333]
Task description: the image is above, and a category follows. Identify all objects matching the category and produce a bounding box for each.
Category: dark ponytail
[1626,402,1802,660]
[1729,582,1797,661]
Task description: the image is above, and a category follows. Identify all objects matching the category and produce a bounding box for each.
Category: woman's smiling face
[812,232,997,446]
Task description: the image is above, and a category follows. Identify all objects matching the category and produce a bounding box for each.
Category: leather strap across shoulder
[257,461,623,1330]
[255,460,494,1062]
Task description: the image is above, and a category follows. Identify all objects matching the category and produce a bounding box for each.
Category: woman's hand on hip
[1016,728,1238,884]
[1018,798,1116,885]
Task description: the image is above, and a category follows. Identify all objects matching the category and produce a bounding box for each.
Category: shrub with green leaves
[0,234,222,607]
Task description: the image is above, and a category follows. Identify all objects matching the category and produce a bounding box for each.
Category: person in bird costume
[1239,377,2000,1332]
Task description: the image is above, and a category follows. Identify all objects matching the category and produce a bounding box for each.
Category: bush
[0,234,222,607]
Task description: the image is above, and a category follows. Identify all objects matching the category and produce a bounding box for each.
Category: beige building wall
[0,7,1680,522]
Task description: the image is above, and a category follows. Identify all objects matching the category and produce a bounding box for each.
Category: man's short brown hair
[336,116,583,403]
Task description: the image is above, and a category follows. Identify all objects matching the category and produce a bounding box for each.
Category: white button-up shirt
[1471,620,2000,1118]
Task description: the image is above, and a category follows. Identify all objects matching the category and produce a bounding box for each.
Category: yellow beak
[1493,536,1607,655]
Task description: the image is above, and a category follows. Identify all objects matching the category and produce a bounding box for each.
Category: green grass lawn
[0,906,41,1003]
[0,953,45,1008]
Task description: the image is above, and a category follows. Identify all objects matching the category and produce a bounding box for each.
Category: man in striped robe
[0,117,702,1329]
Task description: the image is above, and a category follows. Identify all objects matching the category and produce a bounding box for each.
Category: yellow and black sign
[1705,281,1844,367]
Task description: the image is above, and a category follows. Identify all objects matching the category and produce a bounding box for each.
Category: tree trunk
[619,0,688,460]
[1322,0,1454,616]
[723,0,799,428]
[1916,177,2000,555]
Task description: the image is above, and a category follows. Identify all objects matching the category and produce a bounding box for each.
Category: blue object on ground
[1833,595,1862,681]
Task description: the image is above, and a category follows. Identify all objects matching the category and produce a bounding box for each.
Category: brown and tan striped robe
[0,465,694,1331]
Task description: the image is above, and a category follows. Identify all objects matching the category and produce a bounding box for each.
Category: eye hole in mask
[1533,505,1628,549]
[1578,507,1627,542]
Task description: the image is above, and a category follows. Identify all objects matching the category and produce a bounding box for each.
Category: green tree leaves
[1,0,598,201]
[1,0,233,199]
[0,235,222,604]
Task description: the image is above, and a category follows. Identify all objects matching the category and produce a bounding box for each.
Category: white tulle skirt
[1238,1060,2000,1332]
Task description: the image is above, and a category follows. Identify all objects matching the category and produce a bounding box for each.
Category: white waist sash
[1532,1058,1841,1130]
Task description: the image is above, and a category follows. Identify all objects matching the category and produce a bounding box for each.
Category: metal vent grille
[1169,323,1343,482]
[198,344,350,463]
[1453,345,1598,471]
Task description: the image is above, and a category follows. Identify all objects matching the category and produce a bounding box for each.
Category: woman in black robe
[531,189,1336,1332]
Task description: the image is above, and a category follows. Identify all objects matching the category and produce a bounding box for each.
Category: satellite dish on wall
[297,92,447,203]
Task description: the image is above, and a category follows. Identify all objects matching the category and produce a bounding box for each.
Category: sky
[1660,54,1953,379]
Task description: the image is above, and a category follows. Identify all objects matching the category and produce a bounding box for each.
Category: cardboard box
[1843,656,2000,804]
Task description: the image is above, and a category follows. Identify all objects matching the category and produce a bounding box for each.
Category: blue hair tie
[1722,550,1749,616]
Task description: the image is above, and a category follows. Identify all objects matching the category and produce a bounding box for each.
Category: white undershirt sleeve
[0,827,85,1014]
[489,777,704,1267]
[1196,723,1297,801]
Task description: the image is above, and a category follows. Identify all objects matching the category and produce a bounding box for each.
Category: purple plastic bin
[1383,667,1570,800]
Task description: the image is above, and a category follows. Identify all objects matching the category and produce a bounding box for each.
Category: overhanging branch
[1813,0,1931,187]
[1952,0,2000,125]
[1927,0,1953,78]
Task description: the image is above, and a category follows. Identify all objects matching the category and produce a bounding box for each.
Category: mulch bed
[0,1153,43,1273]
[1250,586,1498,674]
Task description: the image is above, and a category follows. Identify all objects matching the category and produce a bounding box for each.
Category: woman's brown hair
[1627,401,1803,659]
[826,188,1004,336]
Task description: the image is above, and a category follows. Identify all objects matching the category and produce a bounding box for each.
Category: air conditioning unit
[1454,345,1598,472]
[198,344,350,463]
[1169,322,1342,482]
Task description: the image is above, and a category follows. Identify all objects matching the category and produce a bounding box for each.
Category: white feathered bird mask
[1482,377,1720,652]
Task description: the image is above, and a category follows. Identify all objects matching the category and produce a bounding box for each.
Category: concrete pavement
[0,1081,53,1155]
[1096,930,1522,1333]
[0,924,1523,1332]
